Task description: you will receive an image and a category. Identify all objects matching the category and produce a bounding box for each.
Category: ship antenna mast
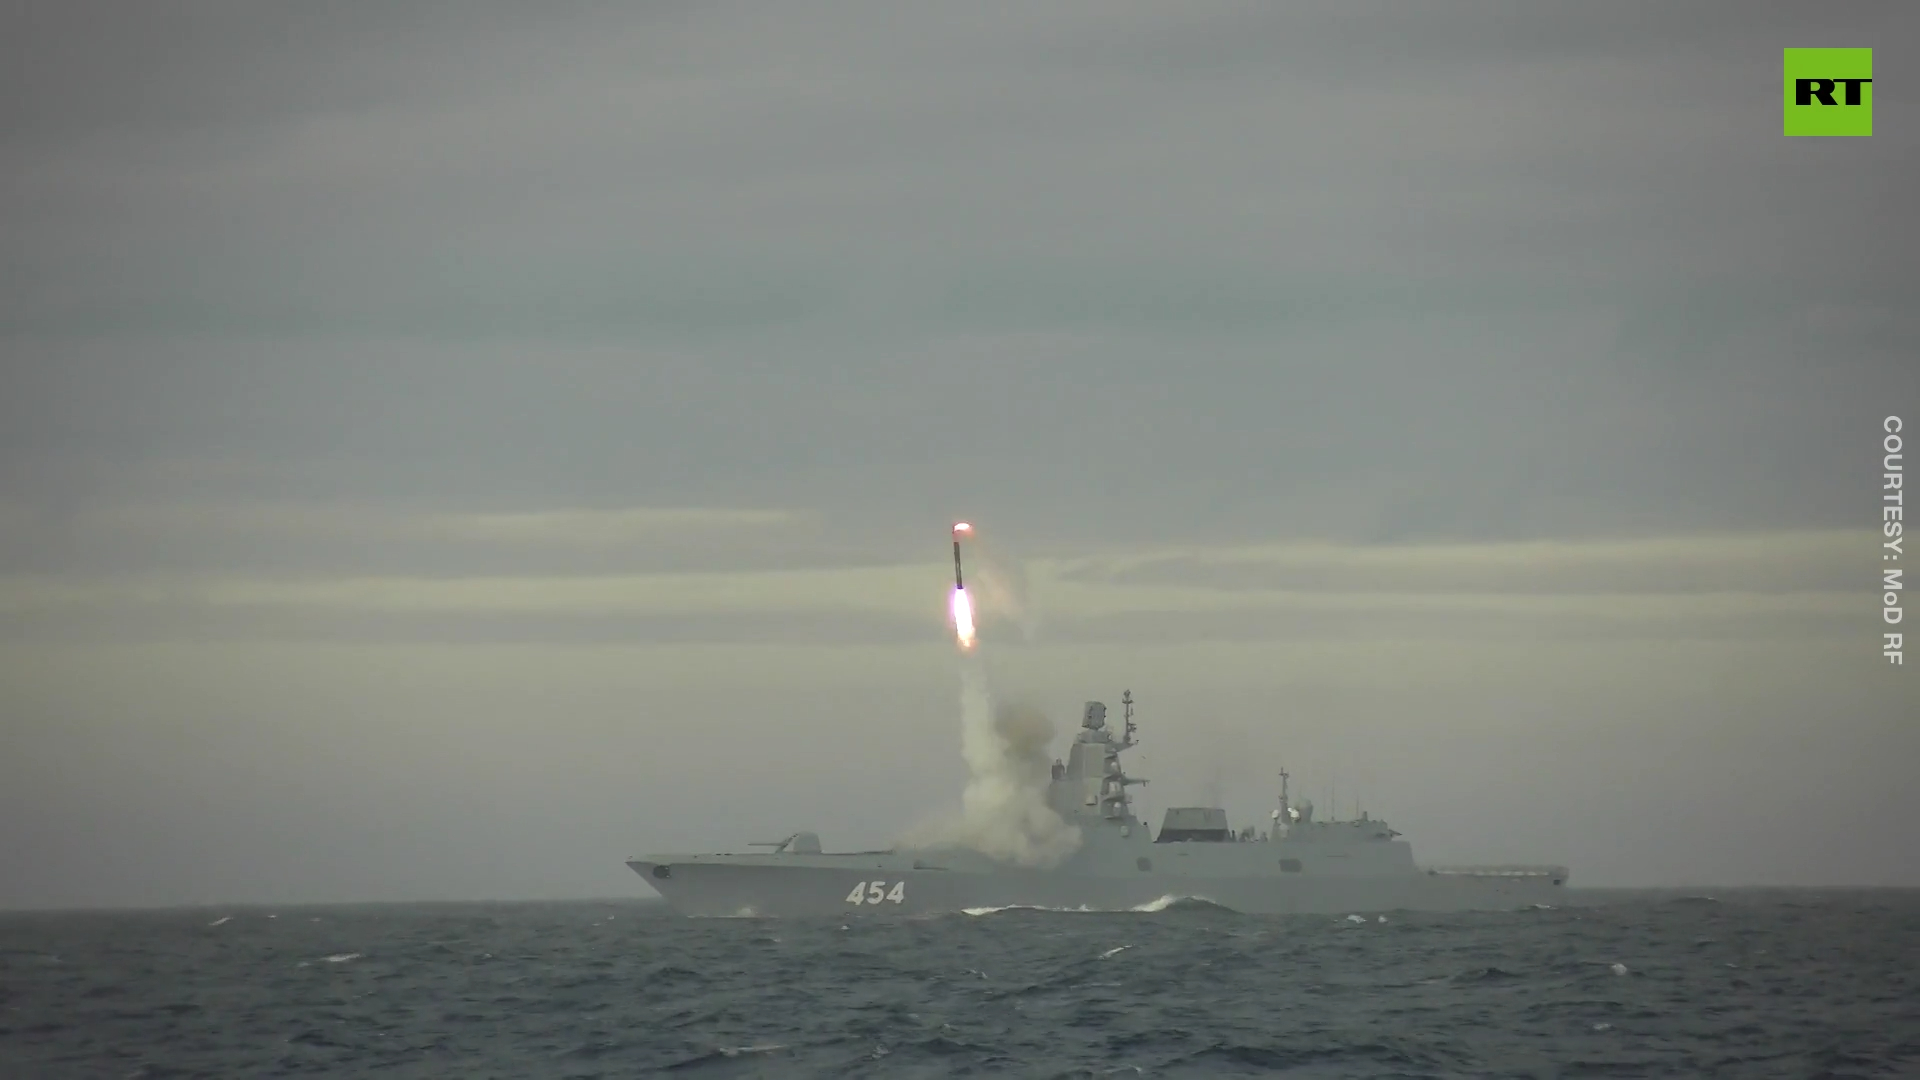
[1121,689,1137,749]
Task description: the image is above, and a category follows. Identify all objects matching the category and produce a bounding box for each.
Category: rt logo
[1784,48,1872,136]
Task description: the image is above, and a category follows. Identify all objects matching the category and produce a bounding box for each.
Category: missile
[952,521,972,589]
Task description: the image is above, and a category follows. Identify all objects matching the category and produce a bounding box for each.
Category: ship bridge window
[1279,858,1303,873]
[651,865,672,879]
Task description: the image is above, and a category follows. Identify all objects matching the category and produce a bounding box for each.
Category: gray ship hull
[631,692,1572,918]
[629,853,1568,918]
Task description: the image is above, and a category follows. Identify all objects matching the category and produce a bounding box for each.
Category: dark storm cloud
[0,528,1859,647]
[0,584,1854,649]
[0,603,940,648]
[3,2,1913,549]
[1057,531,1860,595]
[0,496,892,577]
[1038,603,1856,647]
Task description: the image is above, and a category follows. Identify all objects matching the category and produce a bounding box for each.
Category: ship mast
[1097,690,1146,822]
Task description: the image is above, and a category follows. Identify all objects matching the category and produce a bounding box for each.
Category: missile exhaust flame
[951,587,976,651]
[950,522,976,650]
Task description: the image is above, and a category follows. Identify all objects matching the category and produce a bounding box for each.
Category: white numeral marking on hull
[845,880,906,904]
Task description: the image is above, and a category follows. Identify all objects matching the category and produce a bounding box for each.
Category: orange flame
[950,587,976,651]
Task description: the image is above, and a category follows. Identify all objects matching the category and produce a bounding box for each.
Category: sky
[2,1,1915,909]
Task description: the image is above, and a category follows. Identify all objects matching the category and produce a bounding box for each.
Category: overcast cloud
[2,1,1914,908]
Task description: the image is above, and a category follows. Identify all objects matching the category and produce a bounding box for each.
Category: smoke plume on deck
[900,661,1081,867]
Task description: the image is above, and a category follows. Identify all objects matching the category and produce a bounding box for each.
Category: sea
[2,890,1914,1078]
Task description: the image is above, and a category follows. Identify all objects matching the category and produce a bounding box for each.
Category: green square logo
[1784,48,1873,136]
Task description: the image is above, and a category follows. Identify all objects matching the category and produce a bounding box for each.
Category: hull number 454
[845,880,905,905]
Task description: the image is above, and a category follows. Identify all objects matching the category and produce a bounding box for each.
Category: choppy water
[3,891,1915,1078]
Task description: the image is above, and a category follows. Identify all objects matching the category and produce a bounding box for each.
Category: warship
[630,692,1570,916]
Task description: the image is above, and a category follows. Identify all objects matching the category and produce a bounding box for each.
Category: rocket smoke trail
[900,659,1080,866]
[944,658,1082,867]
[904,521,1079,866]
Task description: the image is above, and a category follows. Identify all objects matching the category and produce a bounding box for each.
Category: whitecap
[1132,894,1212,913]
[962,903,1095,915]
